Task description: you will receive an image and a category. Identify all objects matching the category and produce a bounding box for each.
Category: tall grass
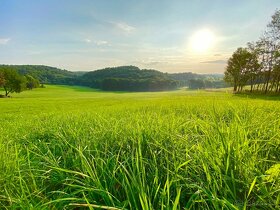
[0,86,279,209]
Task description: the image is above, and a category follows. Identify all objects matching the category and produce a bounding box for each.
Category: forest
[0,65,224,93]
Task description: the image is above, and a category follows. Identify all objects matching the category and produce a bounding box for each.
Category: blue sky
[0,0,279,73]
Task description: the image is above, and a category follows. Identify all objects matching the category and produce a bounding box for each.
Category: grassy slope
[0,85,279,209]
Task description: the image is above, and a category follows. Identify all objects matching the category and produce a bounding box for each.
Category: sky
[0,0,280,73]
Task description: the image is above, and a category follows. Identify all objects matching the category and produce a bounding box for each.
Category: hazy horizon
[1,0,280,73]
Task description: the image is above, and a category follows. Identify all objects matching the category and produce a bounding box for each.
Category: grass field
[0,85,279,209]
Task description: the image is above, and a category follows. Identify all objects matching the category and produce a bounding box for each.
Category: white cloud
[113,22,135,33]
[0,38,11,45]
[85,38,92,43]
[95,40,108,46]
[84,38,108,46]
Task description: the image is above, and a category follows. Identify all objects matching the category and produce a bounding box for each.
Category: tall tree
[224,48,253,92]
[1,69,26,96]
[259,9,280,93]
[246,42,262,92]
[273,51,280,92]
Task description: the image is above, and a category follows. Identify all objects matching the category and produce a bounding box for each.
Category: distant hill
[0,65,78,85]
[81,66,177,91]
[83,66,166,80]
[0,64,227,91]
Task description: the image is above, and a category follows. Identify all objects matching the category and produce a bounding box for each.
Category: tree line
[225,9,280,94]
[101,77,178,91]
[80,66,179,91]
[0,65,78,85]
[169,72,224,88]
[81,66,226,91]
[0,64,227,95]
[188,79,229,89]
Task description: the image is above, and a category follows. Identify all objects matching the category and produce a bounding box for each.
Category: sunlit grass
[0,85,279,209]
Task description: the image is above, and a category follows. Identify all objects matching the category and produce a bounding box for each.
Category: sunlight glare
[190,29,215,53]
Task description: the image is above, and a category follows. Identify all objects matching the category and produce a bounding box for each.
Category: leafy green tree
[225,48,257,92]
[257,9,280,93]
[188,79,205,89]
[26,74,40,90]
[0,72,5,87]
[272,51,280,92]
[0,65,77,85]
[224,10,280,94]
[245,42,262,92]
[1,69,26,96]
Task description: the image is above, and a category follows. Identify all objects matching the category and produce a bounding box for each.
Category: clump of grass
[0,85,279,209]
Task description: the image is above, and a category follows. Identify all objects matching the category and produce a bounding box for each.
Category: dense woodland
[0,65,79,85]
[81,66,179,91]
[0,65,224,94]
[224,9,280,94]
[169,72,226,89]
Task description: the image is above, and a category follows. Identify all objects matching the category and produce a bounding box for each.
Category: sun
[190,29,215,53]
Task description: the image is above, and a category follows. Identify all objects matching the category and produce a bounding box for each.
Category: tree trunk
[238,85,241,92]
[262,83,265,92]
[4,86,8,96]
[4,86,11,97]
[276,80,280,93]
[265,55,273,94]
[270,81,275,92]
[265,80,269,94]
[257,82,261,91]
[233,84,237,92]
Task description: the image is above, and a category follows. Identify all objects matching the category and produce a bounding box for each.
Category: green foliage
[82,66,178,91]
[0,69,26,96]
[224,47,259,92]
[0,85,279,209]
[188,79,205,89]
[101,77,177,91]
[83,66,226,91]
[0,71,5,87]
[188,79,227,90]
[25,74,40,90]
[169,72,224,88]
[0,65,226,92]
[0,65,77,85]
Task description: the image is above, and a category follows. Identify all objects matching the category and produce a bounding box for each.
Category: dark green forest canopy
[83,66,166,80]
[81,66,176,91]
[0,65,78,85]
[0,65,225,91]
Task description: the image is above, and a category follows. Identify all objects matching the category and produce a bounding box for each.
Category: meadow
[0,85,279,209]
